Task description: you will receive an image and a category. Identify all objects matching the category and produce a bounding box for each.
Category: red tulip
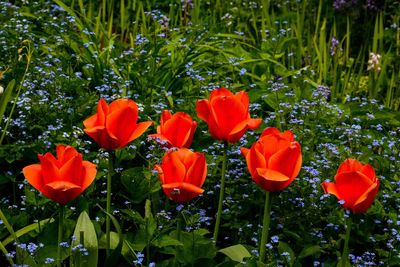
[83,98,153,150]
[321,159,379,213]
[196,88,262,143]
[22,145,97,205]
[148,110,197,148]
[241,127,302,192]
[155,148,207,203]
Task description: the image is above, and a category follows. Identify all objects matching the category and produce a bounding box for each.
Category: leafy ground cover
[0,0,399,266]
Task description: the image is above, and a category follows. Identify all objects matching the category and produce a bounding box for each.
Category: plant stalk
[341,214,352,267]
[213,141,228,243]
[259,191,272,263]
[57,205,64,267]
[106,151,114,258]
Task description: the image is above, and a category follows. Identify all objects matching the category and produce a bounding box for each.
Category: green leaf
[71,211,98,267]
[219,244,251,262]
[2,218,54,246]
[152,234,183,248]
[120,167,149,203]
[298,245,323,259]
[0,79,16,128]
[277,242,295,267]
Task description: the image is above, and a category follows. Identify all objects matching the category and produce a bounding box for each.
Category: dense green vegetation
[0,0,399,266]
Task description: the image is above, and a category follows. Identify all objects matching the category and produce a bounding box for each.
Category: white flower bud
[0,85,3,95]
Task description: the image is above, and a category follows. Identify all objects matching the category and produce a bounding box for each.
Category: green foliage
[0,0,399,266]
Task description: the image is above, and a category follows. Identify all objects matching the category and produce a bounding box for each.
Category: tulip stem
[57,205,64,267]
[341,214,352,267]
[106,151,114,258]
[213,141,228,243]
[259,191,272,263]
[177,211,183,242]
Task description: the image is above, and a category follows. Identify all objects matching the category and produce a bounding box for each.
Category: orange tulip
[241,127,302,192]
[321,159,379,213]
[155,148,207,203]
[22,145,97,205]
[148,110,197,148]
[83,98,153,150]
[196,88,262,143]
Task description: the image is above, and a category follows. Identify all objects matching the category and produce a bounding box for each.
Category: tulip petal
[261,127,281,137]
[321,182,340,199]
[163,114,194,148]
[210,95,247,138]
[210,88,233,99]
[248,118,262,130]
[186,153,207,187]
[60,154,83,184]
[353,180,379,213]
[106,106,139,147]
[39,153,60,185]
[84,126,119,150]
[268,142,302,180]
[109,99,138,120]
[83,98,108,129]
[196,100,211,122]
[23,164,43,191]
[256,168,290,182]
[334,171,374,209]
[162,151,186,184]
[248,143,267,181]
[154,164,165,184]
[234,91,249,110]
[255,168,290,192]
[161,110,172,125]
[126,121,153,145]
[42,181,82,205]
[162,182,204,202]
[336,158,364,175]
[81,161,97,190]
[240,147,250,157]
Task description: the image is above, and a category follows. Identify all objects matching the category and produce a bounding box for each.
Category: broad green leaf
[219,244,251,262]
[71,211,98,267]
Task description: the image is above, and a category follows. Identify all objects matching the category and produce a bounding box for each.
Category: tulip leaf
[71,211,98,267]
[0,79,16,129]
[97,205,124,266]
[219,244,251,262]
[2,217,55,247]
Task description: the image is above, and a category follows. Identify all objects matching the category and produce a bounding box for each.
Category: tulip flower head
[22,145,97,205]
[148,110,197,148]
[321,159,379,213]
[155,148,207,203]
[241,127,302,192]
[83,98,153,150]
[196,88,262,143]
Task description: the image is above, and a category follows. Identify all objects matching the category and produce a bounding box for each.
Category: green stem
[177,211,183,242]
[57,205,64,267]
[106,151,114,258]
[341,214,352,267]
[213,141,228,243]
[259,191,273,263]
